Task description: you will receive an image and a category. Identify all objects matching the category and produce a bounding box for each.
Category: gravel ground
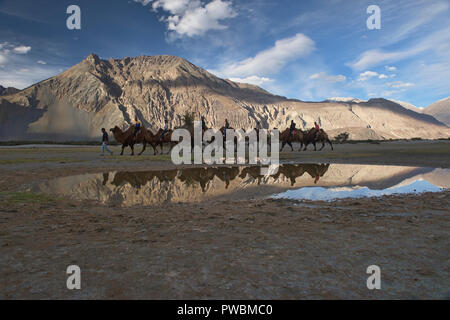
[0,141,449,299]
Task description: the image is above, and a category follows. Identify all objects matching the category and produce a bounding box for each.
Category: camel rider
[133,117,142,139]
[201,116,207,132]
[224,119,230,139]
[314,121,321,139]
[289,120,296,137]
[160,119,169,140]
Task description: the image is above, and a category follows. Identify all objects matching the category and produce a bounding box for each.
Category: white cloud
[358,71,379,81]
[136,0,237,37]
[387,1,449,44]
[0,65,59,89]
[134,0,153,7]
[0,44,60,88]
[309,72,325,80]
[385,66,397,72]
[0,43,35,65]
[309,72,346,82]
[350,50,410,71]
[349,26,450,70]
[13,45,31,54]
[229,75,273,86]
[388,81,414,88]
[381,90,398,97]
[218,33,315,77]
[378,74,388,79]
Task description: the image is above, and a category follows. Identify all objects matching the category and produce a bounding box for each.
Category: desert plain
[0,140,449,299]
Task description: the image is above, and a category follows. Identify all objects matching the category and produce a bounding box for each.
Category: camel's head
[110,126,121,135]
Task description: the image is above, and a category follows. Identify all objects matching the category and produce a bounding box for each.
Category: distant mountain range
[327,97,450,126]
[0,54,449,141]
[423,97,450,126]
[0,85,20,97]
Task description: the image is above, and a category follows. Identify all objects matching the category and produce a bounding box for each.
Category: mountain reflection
[109,164,329,192]
[29,164,448,206]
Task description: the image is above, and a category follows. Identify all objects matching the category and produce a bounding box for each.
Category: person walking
[100,128,113,156]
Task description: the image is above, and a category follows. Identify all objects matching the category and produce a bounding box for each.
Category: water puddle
[272,180,443,201]
[28,164,449,206]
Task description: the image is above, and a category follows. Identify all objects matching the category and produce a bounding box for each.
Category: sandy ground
[0,141,449,299]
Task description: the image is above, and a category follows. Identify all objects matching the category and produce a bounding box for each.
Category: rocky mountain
[0,85,20,97]
[0,54,449,141]
[389,99,424,114]
[424,97,450,126]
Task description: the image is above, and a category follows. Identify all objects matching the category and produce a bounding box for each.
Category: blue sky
[0,0,449,107]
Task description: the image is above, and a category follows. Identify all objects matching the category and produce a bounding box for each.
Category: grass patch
[0,147,98,154]
[0,158,86,165]
[339,139,381,144]
[0,140,120,146]
[0,191,58,204]
[105,154,172,162]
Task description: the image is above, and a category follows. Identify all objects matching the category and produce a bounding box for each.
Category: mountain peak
[424,97,450,126]
[85,53,101,64]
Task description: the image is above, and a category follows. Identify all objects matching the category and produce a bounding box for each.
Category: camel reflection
[108,163,330,191]
[239,164,330,186]
[112,170,178,188]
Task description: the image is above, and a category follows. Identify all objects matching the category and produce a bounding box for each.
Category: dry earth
[0,141,449,299]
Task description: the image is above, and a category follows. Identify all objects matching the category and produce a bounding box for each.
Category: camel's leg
[289,142,294,152]
[313,143,317,151]
[120,145,125,156]
[298,142,303,151]
[130,144,135,156]
[280,141,285,152]
[139,141,147,155]
[168,142,176,154]
[319,141,325,151]
[328,139,334,151]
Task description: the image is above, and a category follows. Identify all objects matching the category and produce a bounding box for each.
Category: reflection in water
[29,164,449,206]
[273,180,443,201]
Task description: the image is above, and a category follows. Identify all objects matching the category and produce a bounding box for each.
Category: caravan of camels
[109,117,334,156]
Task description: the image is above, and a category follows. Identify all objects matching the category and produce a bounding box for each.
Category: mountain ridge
[0,53,449,141]
[424,97,450,126]
[0,85,20,97]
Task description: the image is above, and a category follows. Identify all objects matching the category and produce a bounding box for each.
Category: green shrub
[334,132,350,143]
